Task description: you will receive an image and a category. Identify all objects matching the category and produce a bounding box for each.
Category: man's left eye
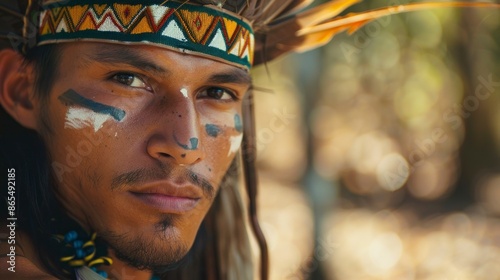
[199,87,235,101]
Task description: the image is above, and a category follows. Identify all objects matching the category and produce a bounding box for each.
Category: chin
[104,229,190,271]
[98,214,202,271]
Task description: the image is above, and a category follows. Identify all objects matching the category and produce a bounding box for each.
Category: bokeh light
[251,5,500,280]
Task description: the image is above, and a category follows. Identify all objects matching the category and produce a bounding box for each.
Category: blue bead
[75,249,85,258]
[91,267,97,272]
[64,231,78,242]
[73,240,83,248]
[98,271,108,278]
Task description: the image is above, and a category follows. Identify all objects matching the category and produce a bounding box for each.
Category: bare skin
[0,42,251,279]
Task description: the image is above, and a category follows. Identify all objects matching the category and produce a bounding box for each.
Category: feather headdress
[241,0,500,65]
[1,1,499,279]
[2,0,499,65]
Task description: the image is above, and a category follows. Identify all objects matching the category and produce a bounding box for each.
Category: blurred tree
[453,8,500,206]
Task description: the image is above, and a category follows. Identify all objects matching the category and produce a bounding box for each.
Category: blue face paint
[234,114,243,132]
[174,135,199,150]
[58,89,126,121]
[205,124,221,138]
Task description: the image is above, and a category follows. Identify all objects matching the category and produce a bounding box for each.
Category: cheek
[45,88,138,168]
[47,110,124,186]
[203,113,243,158]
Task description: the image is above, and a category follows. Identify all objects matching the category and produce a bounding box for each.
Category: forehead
[57,42,251,83]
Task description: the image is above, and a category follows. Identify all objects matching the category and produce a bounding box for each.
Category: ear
[0,48,38,130]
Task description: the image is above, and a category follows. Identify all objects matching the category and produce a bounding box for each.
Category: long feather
[282,0,315,15]
[256,0,298,27]
[295,0,362,27]
[254,1,500,65]
[239,0,315,25]
[299,2,500,35]
[253,0,361,63]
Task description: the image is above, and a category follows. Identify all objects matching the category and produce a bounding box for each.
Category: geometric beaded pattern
[38,0,254,69]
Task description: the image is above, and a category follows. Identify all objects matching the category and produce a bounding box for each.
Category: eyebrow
[85,45,170,78]
[84,45,251,85]
[206,69,252,86]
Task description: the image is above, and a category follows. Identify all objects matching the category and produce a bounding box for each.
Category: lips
[129,182,202,213]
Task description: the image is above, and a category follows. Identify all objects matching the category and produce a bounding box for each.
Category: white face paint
[64,107,112,132]
[228,134,243,156]
[180,88,189,98]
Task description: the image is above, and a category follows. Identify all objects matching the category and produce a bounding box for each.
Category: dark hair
[0,44,69,278]
[24,45,62,99]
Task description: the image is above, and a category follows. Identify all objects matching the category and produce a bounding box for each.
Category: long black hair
[0,43,70,278]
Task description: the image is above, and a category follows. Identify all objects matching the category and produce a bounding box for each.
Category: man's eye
[199,87,235,101]
[112,73,150,90]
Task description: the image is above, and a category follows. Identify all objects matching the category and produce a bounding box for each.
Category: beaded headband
[37,0,255,69]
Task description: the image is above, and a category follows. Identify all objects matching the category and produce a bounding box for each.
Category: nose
[146,99,205,166]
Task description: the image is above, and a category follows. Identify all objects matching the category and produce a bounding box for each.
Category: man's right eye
[112,73,151,91]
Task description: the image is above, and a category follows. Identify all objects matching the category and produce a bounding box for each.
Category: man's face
[39,42,250,269]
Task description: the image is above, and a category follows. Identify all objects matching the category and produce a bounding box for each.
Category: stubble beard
[99,214,192,274]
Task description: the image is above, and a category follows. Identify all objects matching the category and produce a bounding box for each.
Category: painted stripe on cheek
[205,124,221,138]
[228,134,243,156]
[64,107,113,132]
[234,114,243,132]
[58,89,126,121]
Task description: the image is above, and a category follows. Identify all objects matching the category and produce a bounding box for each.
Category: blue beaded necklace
[52,218,160,280]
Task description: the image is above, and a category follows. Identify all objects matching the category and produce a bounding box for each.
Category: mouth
[129,183,202,213]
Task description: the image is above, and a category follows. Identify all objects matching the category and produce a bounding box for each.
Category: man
[0,1,260,279]
[0,0,498,279]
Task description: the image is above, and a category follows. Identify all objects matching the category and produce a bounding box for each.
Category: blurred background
[250,1,500,279]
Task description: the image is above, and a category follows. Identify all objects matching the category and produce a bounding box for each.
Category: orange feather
[253,1,500,64]
[298,2,500,35]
